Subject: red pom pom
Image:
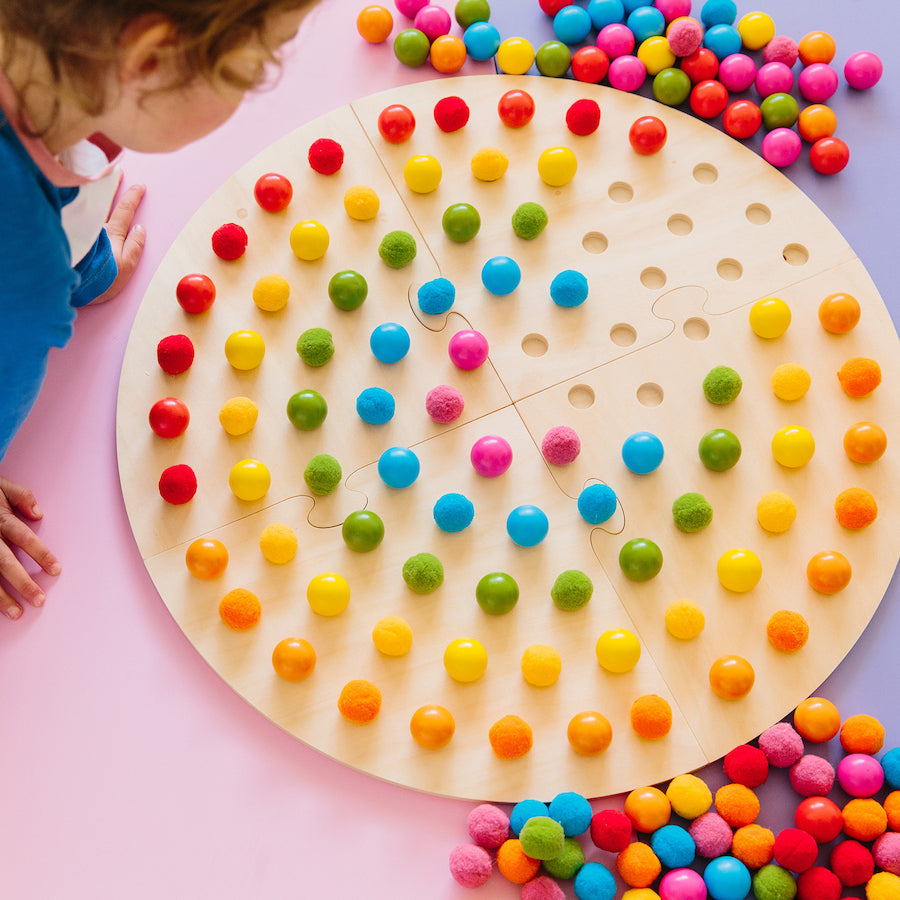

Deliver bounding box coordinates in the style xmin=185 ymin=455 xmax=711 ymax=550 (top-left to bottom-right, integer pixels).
xmin=797 ymin=866 xmax=842 ymax=900
xmin=590 ymin=809 xmax=633 ymax=852
xmin=433 ymin=95 xmax=470 ymax=133
xmin=724 ymin=744 xmax=770 ymax=787
xmin=773 ymin=827 xmax=818 ymax=873
xmin=829 ymin=839 xmax=875 ymax=886
xmin=157 ymin=334 xmax=195 ymax=374
xmin=158 ymin=464 xmax=197 ymax=505
xmin=566 ymin=98 xmax=601 ymax=136
xmin=308 ymin=138 xmax=344 ymax=174
xmin=211 ymin=223 xmax=248 ymax=261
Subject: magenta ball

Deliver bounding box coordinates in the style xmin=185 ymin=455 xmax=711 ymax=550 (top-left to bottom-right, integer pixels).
xmin=413 ymin=4 xmax=451 ymax=40
xmin=448 ymin=329 xmax=489 ymax=370
xmin=837 ymin=753 xmax=885 ymax=798
xmin=471 ymin=435 xmax=513 ymax=477
xmin=449 ymin=843 xmax=492 ymax=888
xmin=799 ymin=63 xmax=838 ymax=102
xmin=597 ymin=23 xmax=635 ymax=59
xmin=844 ymin=50 xmax=883 ymax=89
xmin=755 ymin=61 xmax=794 ymax=97
xmin=395 ymin=0 xmax=428 ymax=18
xmin=660 ymin=867 xmax=708 ymax=900
xmin=656 ymin=0 xmax=692 ymax=23
xmin=608 ymin=55 xmax=647 ymax=91
xmin=718 ymin=53 xmax=757 ymax=91
xmin=761 ymin=128 xmax=802 ymax=168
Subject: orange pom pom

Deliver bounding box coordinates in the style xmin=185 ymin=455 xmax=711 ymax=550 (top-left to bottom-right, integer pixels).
xmin=884 ymin=791 xmax=900 ymax=831
xmin=842 ymin=798 xmax=887 ymax=842
xmin=732 ymin=824 xmax=775 ymax=869
xmin=218 ymin=588 xmax=261 ymax=630
xmin=497 ymin=838 xmax=540 ymax=884
xmin=837 ymin=357 xmax=881 ymax=397
xmin=616 ymin=841 xmax=662 ymax=888
xmin=835 ymin=487 xmax=878 ymax=529
xmin=338 ymin=679 xmax=382 ymax=723
xmin=630 ymin=694 xmax=673 ymax=739
xmin=840 ymin=714 xmax=885 ymax=754
xmin=489 ymin=715 xmax=533 ymax=759
xmin=766 ymin=610 xmax=810 ymax=652
xmin=715 ymin=783 xmax=761 ymax=828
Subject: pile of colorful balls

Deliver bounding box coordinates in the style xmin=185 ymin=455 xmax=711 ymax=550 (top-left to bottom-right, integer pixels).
xmin=449 ymin=697 xmax=900 ymax=899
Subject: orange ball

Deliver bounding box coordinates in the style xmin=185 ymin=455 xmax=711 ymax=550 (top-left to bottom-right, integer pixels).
xmin=185 ymin=538 xmax=229 ymax=579
xmin=766 ymin=610 xmax=810 ymax=653
xmin=835 ymin=487 xmax=878 ymax=529
xmin=567 ymin=710 xmax=613 ymax=756
xmin=843 ymin=421 xmax=887 ymax=464
xmin=798 ymin=104 xmax=837 ymax=143
xmin=497 ymin=838 xmax=541 ymax=884
xmin=709 ymin=655 xmax=755 ymax=700
xmin=806 ymin=550 xmax=852 ymax=594
xmin=489 ymin=714 xmax=533 ymax=760
xmin=842 ymin=798 xmax=887 ymax=841
xmin=624 ymin=785 xmax=672 ymax=832
xmin=616 ymin=841 xmax=662 ymax=888
xmin=218 ymin=588 xmax=261 ymax=630
xmin=798 ymin=30 xmax=836 ymax=65
xmin=356 ymin=5 xmax=393 ymax=43
xmin=271 ymin=637 xmax=316 ymax=681
xmin=410 ymin=704 xmax=455 ymax=749
xmin=818 ymin=292 xmax=860 ymax=333
xmin=837 ymin=357 xmax=882 ymax=397
xmin=630 ymin=694 xmax=673 ymax=740
xmin=715 ymin=783 xmax=761 ymax=828
xmin=794 ymin=696 xmax=841 ymax=742
xmin=840 ymin=713 xmax=885 ymax=754
xmin=430 ymin=34 xmax=467 ymax=74
xmin=338 ymin=679 xmax=382 ymax=723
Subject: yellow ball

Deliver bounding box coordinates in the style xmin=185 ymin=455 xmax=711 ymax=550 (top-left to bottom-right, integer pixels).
xmin=218 ymin=396 xmax=258 ymax=435
xmin=772 ymin=363 xmax=811 ymax=401
xmin=224 ymin=329 xmax=265 ymax=370
xmin=258 ymin=523 xmax=298 ymax=564
xmin=521 ymin=644 xmax=562 ymax=686
xmin=496 ymin=37 xmax=535 ymax=75
xmin=343 ymin=185 xmax=380 ymax=221
xmin=443 ymin=637 xmax=488 ymax=683
xmin=772 ymin=425 xmax=815 ymax=468
xmin=307 ymin=573 xmax=350 ymax=617
xmin=372 ymin=616 xmax=413 ymax=656
xmin=228 ymin=458 xmax=271 ymax=502
xmin=737 ymin=12 xmax=776 ymax=50
xmin=749 ymin=296 xmax=791 ymax=339
xmin=289 ymin=220 xmax=329 ymax=261
xmin=717 ymin=548 xmax=762 ymax=593
xmin=757 ymin=490 xmax=797 ymax=533
xmin=596 ymin=628 xmax=641 ymax=673
xmin=665 ymin=600 xmax=705 ymax=640
xmin=622 ymin=889 xmax=661 ymax=900
xmin=403 ymin=154 xmax=442 ymax=194
xmin=470 ymin=146 xmax=509 ymax=182
xmin=637 ymin=36 xmax=676 ymax=75
xmin=252 ymin=273 xmax=290 ymax=312
xmin=538 ymin=146 xmax=578 ymax=187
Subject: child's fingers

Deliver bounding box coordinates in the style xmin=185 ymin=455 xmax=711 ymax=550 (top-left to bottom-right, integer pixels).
xmin=0 ymin=476 xmax=42 ymax=520
xmin=0 ymin=538 xmax=48 ymax=617
xmin=0 ymin=588 xmax=23 ymax=621
xmin=0 ymin=512 xmax=61 ymax=578
xmin=106 ymin=183 xmax=146 ymax=241
xmin=117 ymin=223 xmax=147 ymax=282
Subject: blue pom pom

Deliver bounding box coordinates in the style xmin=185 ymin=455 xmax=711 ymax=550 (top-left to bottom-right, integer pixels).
xmin=356 ymin=387 xmax=395 ymax=425
xmin=510 ymin=799 xmax=549 ymax=836
xmin=417 ymin=277 xmax=456 ymax=315
xmin=433 ymin=493 xmax=475 ymax=533
xmin=550 ymin=269 xmax=589 ymax=307
xmin=549 ymin=792 xmax=593 ymax=837
xmin=651 ymin=824 xmax=696 ymax=869
xmin=573 ymin=861 xmax=616 ymax=900
xmin=370 ymin=322 xmax=410 ymax=363
xmin=577 ymin=483 xmax=617 ymax=524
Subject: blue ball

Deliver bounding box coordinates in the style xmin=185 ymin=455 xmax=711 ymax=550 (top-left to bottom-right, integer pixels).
xmin=417 ymin=277 xmax=456 ymax=315
xmin=627 ymin=5 xmax=665 ymax=42
xmin=622 ymin=431 xmax=664 ymax=474
xmin=377 ymin=446 xmax=420 ymax=489
xmin=573 ymin=861 xmax=616 ymax=900
xmin=510 ymin=799 xmax=549 ymax=836
xmin=550 ymin=269 xmax=589 ymax=307
xmin=882 ymin=747 xmax=900 ymax=789
xmin=587 ymin=0 xmax=625 ymax=29
xmin=432 ymin=492 xmax=475 ymax=533
xmin=549 ymin=792 xmax=593 ymax=837
xmin=651 ymin=824 xmax=696 ymax=869
xmin=622 ymin=0 xmax=653 ymax=11
xmin=704 ymin=856 xmax=752 ymax=900
xmin=553 ymin=5 xmax=592 ymax=45
xmin=481 ymin=256 xmax=521 ymax=296
xmin=506 ymin=504 xmax=549 ymax=547
xmin=370 ymin=322 xmax=410 ymax=363
xmin=700 ymin=0 xmax=738 ymax=27
xmin=577 ymin=483 xmax=617 ymax=524
xmin=463 ymin=21 xmax=501 ymax=61
xmin=356 ymin=387 xmax=395 ymax=425
xmin=703 ymin=23 xmax=742 ymax=59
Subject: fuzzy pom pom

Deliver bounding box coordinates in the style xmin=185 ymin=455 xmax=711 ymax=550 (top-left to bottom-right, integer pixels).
xmin=158 ymin=463 xmax=197 ymax=504
xmin=541 ymin=425 xmax=581 ymax=465
xmin=764 ymin=35 xmax=799 ymax=67
xmin=296 ymin=327 xmax=335 ymax=367
xmin=716 ymin=783 xmax=760 ymax=828
xmin=211 ymin=222 xmax=248 ymax=260
xmin=566 ymin=98 xmax=602 ymax=135
xmin=616 ymin=841 xmax=661 ymax=888
xmin=543 ymin=836 xmax=586 ymax=880
xmin=434 ymin=95 xmax=470 ymax=132
xmin=789 ymin=755 xmax=835 ymax=797
xmin=577 ymin=483 xmax=617 ymax=524
xmin=671 ymin=492 xmax=713 ymax=532
xmin=551 ymin=569 xmax=593 ymax=611
xmin=703 ymin=364 xmax=743 ymax=404
xmin=830 ymin=839 xmax=874 ymax=886
xmin=307 ymin=137 xmax=344 ymax=174
xmin=402 ymin=552 xmax=444 ymax=593
xmin=651 ymin=824 xmax=696 ymax=869
xmin=417 ymin=277 xmax=456 ymax=315
xmin=467 ymin=804 xmax=509 ymax=849
xmin=590 ymin=808 xmax=633 ymax=852
xmin=432 ymin=492 xmax=475 ymax=533
xmin=840 ymin=714 xmax=886 ymax=754
xmin=378 ymin=230 xmax=417 ymax=268
xmin=519 ymin=817 xmax=565 ymax=861
xmin=873 ymin=833 xmax=900 ymax=876
xmin=425 ymin=385 xmax=465 ymax=423
xmin=732 ymin=824 xmax=775 ymax=869
xmin=725 ymin=744 xmax=770 ymax=787
xmin=356 ymin=386 xmax=395 ymax=424
xmin=773 ymin=828 xmax=818 ymax=874
xmin=156 ymin=333 xmax=195 ymax=374
xmin=550 ymin=269 xmax=589 ymax=307
xmin=497 ymin=838 xmax=541 ymax=884
xmin=667 ymin=17 xmax=704 ymax=56
xmin=751 ymin=864 xmax=798 ymax=900
xmin=667 ymin=773 xmax=713 ymax=820
xmin=449 ymin=843 xmax=492 ymax=888
xmin=510 ymin=799 xmax=549 ymax=836
xmin=797 ymin=866 xmax=841 ymax=900
xmin=689 ymin=812 xmax=733 ymax=858
xmin=303 ymin=454 xmax=341 ymax=495
xmin=866 ymin=872 xmax=900 ymax=900
xmin=842 ymin=798 xmax=888 ymax=841
xmin=549 ymin=791 xmax=593 ymax=837
xmin=759 ymin=722 xmax=804 ymax=768
xmin=511 ymin=201 xmax=549 ymax=240
xmin=522 ymin=874 xmax=566 ymax=900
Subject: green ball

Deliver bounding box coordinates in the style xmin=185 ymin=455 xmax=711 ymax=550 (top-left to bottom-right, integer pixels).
xmin=455 ymin=0 xmax=490 ymax=29
xmin=653 ymin=67 xmax=692 ymax=106
xmin=286 ymin=389 xmax=327 ymax=430
xmin=760 ymin=92 xmax=799 ymax=130
xmin=672 ymin=492 xmax=714 ymax=533
xmin=535 ymin=40 xmax=572 ymax=77
xmin=551 ymin=570 xmax=593 ymax=611
xmin=519 ymin=816 xmax=565 ymax=861
xmin=752 ymin=864 xmax=798 ymax=900
xmin=393 ymin=28 xmax=430 ymax=67
xmin=703 ymin=365 xmax=743 ymax=404
xmin=511 ymin=202 xmax=548 ymax=240
xmin=699 ymin=428 xmax=742 ymax=471
xmin=618 ymin=538 xmax=663 ymax=582
xmin=442 ymin=203 xmax=481 ymax=242
xmin=378 ymin=230 xmax=417 ymax=268
xmin=328 ymin=270 xmax=368 ymax=310
xmin=342 ymin=510 xmax=385 ymax=552
xmin=296 ymin=327 xmax=334 ymax=366
xmin=542 ymin=836 xmax=585 ymax=879
xmin=402 ymin=552 xmax=444 ymax=594
xmin=303 ymin=454 xmax=342 ymax=495
xmin=476 ymin=572 xmax=519 ymax=615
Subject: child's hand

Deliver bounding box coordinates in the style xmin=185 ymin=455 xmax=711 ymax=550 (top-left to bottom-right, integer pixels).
xmin=91 ymin=182 xmax=147 ymax=304
xmin=0 ymin=476 xmax=61 ymax=620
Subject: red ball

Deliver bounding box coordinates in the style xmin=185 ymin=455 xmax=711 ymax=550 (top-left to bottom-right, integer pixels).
xmin=722 ymin=100 xmax=762 ymax=139
xmin=158 ymin=464 xmax=197 ymax=505
xmin=590 ymin=809 xmax=633 ymax=852
xmin=378 ymin=104 xmax=416 ymax=143
xmin=795 ymin=796 xmax=843 ymax=844
xmin=690 ymin=79 xmax=730 ymax=119
xmin=498 ymin=89 xmax=535 ymax=128
xmin=211 ymin=223 xmax=248 ymax=261
xmin=307 ymin=138 xmax=345 ymax=175
xmin=773 ymin=827 xmax=819 ymax=873
xmin=572 ymin=46 xmax=610 ymax=83
xmin=566 ymin=98 xmax=601 ymax=135
xmin=149 ymin=397 xmax=190 ymax=439
xmin=680 ymin=47 xmax=719 ymax=83
xmin=156 ymin=334 xmax=195 ymax=374
xmin=809 ymin=137 xmax=849 ymax=175
xmin=175 ymin=273 xmax=216 ymax=314
xmin=829 ymin=839 xmax=875 ymax=886
xmin=434 ymin=95 xmax=471 ymax=132
xmin=724 ymin=744 xmax=770 ymax=787
xmin=253 ymin=172 xmax=293 ymax=212
xmin=629 ymin=116 xmax=667 ymax=154
xmin=797 ymin=866 xmax=842 ymax=900
xmin=539 ymin=0 xmax=574 ymax=14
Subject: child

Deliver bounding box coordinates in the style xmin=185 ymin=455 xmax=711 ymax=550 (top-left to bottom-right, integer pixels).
xmin=0 ymin=0 xmax=320 ymax=620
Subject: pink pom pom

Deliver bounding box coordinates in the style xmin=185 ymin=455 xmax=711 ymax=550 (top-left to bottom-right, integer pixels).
xmin=763 ymin=35 xmax=799 ymax=67
xmin=522 ymin=875 xmax=566 ymax=899
xmin=425 ymin=385 xmax=465 ymax=424
xmin=758 ymin=722 xmax=804 ymax=767
xmin=689 ymin=812 xmax=733 ymax=858
xmin=541 ymin=426 xmax=581 ymax=466
xmin=789 ymin=754 xmax=835 ymax=797
xmin=467 ymin=804 xmax=510 ymax=849
xmin=449 ymin=843 xmax=492 ymax=888
xmin=667 ymin=17 xmax=704 ymax=57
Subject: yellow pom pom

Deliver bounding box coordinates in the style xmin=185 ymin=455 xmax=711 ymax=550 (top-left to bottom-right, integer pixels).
xmin=521 ymin=644 xmax=562 ymax=686
xmin=665 ymin=600 xmax=705 ymax=640
xmin=218 ymin=396 xmax=258 ymax=435
xmin=372 ymin=616 xmax=413 ymax=656
xmin=343 ymin=185 xmax=380 ymax=221
xmin=757 ymin=490 xmax=797 ymax=533
xmin=259 ymin=523 xmax=298 ymax=564
xmin=471 ymin=147 xmax=509 ymax=182
xmin=772 ymin=363 xmax=811 ymax=401
xmin=252 ymin=273 xmax=290 ymax=311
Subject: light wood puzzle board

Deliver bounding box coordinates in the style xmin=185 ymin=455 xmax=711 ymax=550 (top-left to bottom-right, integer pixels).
xmin=117 ymin=75 xmax=900 ymax=802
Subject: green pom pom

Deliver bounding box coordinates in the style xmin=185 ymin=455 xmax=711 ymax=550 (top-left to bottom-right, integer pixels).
xmin=672 ymin=492 xmax=713 ymax=533
xmin=511 ymin=202 xmax=549 ymax=240
xmin=303 ymin=454 xmax=342 ymax=495
xmin=402 ymin=552 xmax=444 ymax=594
xmin=519 ymin=816 xmax=565 ymax=861
xmin=551 ymin=569 xmax=593 ymax=611
xmin=703 ymin=365 xmax=742 ymax=404
xmin=378 ymin=230 xmax=417 ymax=268
xmin=752 ymin=865 xmax=798 ymax=900
xmin=542 ymin=837 xmax=585 ymax=879
xmin=296 ymin=327 xmax=335 ymax=367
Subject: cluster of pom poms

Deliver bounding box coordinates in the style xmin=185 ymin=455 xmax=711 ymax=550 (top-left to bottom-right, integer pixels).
xmin=450 ymin=698 xmax=900 ymax=899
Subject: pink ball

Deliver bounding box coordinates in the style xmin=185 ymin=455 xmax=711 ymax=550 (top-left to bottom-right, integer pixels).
xmin=608 ymin=55 xmax=647 ymax=91
xmin=837 ymin=753 xmax=885 ymax=798
xmin=789 ymin=754 xmax=835 ymax=797
xmin=467 ymin=803 xmax=510 ymax=849
xmin=844 ymin=50 xmax=883 ymax=90
xmin=755 ymin=60 xmax=794 ymax=97
xmin=689 ymin=812 xmax=733 ymax=858
xmin=873 ymin=832 xmax=900 ymax=875
xmin=541 ymin=425 xmax=581 ymax=466
xmin=655 ymin=0 xmax=692 ymax=24
xmin=449 ymin=843 xmax=492 ymax=888
xmin=667 ymin=18 xmax=704 ymax=58
xmin=718 ymin=53 xmax=757 ymax=91
xmin=395 ymin=0 xmax=428 ymax=18
xmin=761 ymin=128 xmax=802 ymax=168
xmin=798 ymin=63 xmax=838 ymax=102
xmin=413 ymin=4 xmax=451 ymax=40
xmin=660 ymin=867 xmax=708 ymax=900
xmin=471 ymin=435 xmax=513 ymax=477
xmin=764 ymin=35 xmax=799 ymax=67
xmin=448 ymin=329 xmax=489 ymax=370
xmin=425 ymin=384 xmax=465 ymax=424
xmin=759 ymin=722 xmax=804 ymax=767
xmin=596 ymin=23 xmax=635 ymax=59
xmin=522 ymin=875 xmax=566 ymax=900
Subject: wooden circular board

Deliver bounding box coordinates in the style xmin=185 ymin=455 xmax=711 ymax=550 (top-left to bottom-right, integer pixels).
xmin=116 ymin=75 xmax=900 ymax=802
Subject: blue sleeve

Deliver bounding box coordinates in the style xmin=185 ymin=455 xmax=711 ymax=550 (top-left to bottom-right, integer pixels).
xmin=71 ymin=227 xmax=117 ymax=308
